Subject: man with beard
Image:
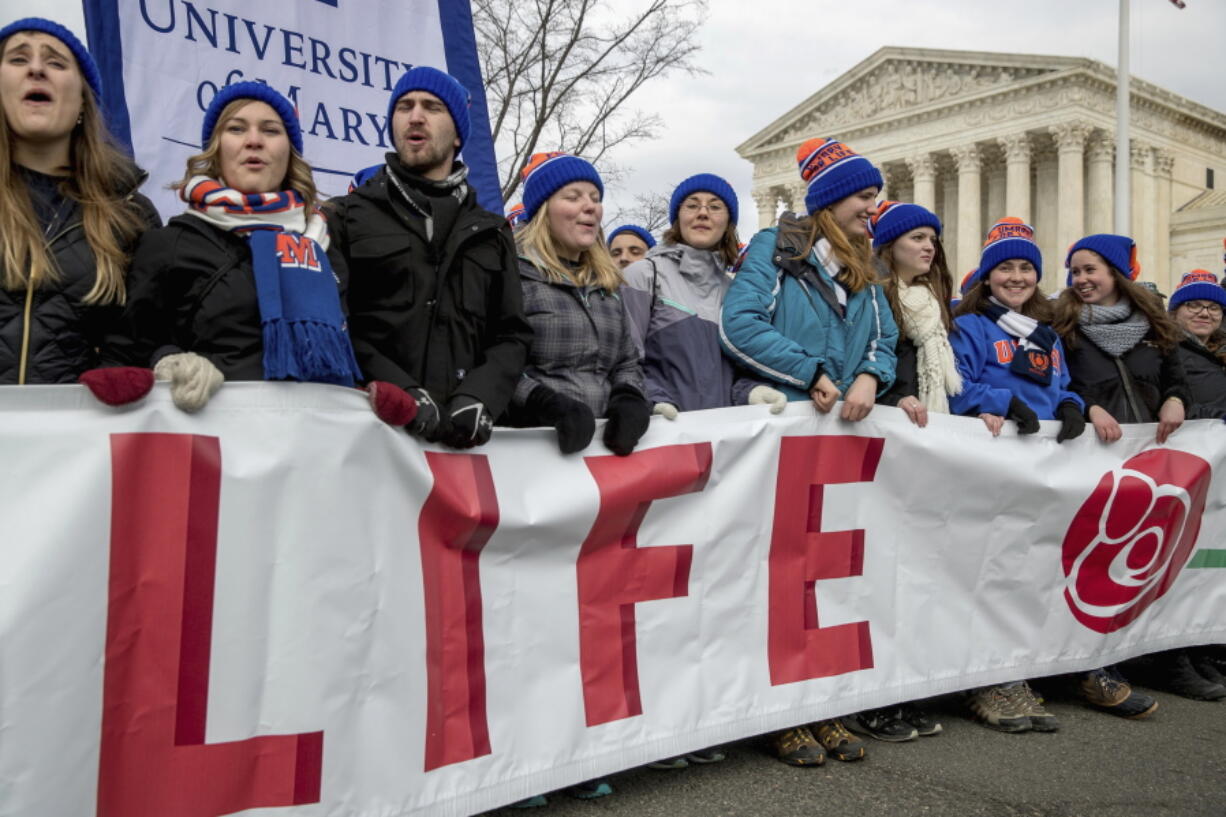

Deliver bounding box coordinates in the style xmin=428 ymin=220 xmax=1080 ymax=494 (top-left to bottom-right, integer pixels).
xmin=328 ymin=66 xmax=531 ymax=448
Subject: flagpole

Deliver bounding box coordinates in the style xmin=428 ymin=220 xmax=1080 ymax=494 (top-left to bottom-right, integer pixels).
xmin=1114 ymin=0 xmax=1130 ymax=234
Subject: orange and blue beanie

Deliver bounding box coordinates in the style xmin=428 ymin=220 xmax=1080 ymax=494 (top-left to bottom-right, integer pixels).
xmin=506 ymin=202 xmax=527 ymax=228
xmin=869 ymin=201 xmax=941 ymax=250
xmin=387 ymin=66 xmax=471 ymax=150
xmin=0 ymin=18 xmax=101 ymax=100
xmin=520 ymin=152 xmax=603 ymax=221
xmin=608 ymin=224 xmax=656 ymax=249
xmin=973 ymin=217 xmax=1042 ymax=285
xmin=796 ymin=137 xmax=883 ymax=214
xmin=1169 ymin=269 xmax=1226 ymax=311
xmin=1065 ymin=234 xmax=1140 ymax=286
xmin=202 ymin=81 xmax=303 ymax=154
xmin=668 ymin=173 xmax=739 ymax=226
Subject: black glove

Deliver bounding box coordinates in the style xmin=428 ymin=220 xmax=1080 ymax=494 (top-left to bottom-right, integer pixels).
xmin=1007 ymin=396 xmax=1040 ymax=435
xmin=444 ymin=394 xmax=493 ymax=448
xmin=1055 ymin=400 xmax=1086 ymax=443
xmin=603 ymin=384 xmax=651 ymax=456
xmin=525 ymin=386 xmax=596 ymax=454
xmin=406 ymin=387 xmax=443 ymax=441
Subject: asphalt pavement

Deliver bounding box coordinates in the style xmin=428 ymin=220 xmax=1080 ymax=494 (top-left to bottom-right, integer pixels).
xmin=483 ymin=679 xmax=1226 ymax=817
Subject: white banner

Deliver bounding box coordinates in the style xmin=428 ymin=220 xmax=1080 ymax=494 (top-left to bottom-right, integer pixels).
xmin=1 ymin=384 xmax=1224 ymax=816
xmin=77 ymin=0 xmax=503 ymax=217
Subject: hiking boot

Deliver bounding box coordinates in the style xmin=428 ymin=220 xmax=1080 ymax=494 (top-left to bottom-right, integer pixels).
xmin=1161 ymin=650 xmax=1226 ymax=700
xmin=813 ymin=718 xmax=867 ymax=761
xmin=1079 ymin=667 xmax=1158 ymax=719
xmin=565 ymin=779 xmax=613 ymax=800
xmin=966 ymin=684 xmax=1031 ymax=732
xmin=774 ymin=727 xmax=825 ymax=766
xmin=849 ymin=708 xmax=918 ymax=742
xmin=685 ymin=747 xmax=726 ymax=764
xmin=1007 ymin=681 xmax=1060 ymax=732
xmin=1193 ymin=651 xmax=1226 ymax=688
xmin=898 ymin=702 xmax=943 ymax=736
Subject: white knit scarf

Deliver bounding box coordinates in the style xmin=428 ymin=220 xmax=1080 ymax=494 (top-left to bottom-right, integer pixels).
xmin=899 ymin=280 xmax=962 ymax=412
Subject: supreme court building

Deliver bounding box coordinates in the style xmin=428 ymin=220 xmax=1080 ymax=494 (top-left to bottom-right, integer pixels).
xmin=737 ymin=47 xmax=1226 ymax=294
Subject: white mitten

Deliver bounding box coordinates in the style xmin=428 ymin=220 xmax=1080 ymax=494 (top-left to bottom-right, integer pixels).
xmin=652 ymin=402 xmax=679 ymax=420
xmin=154 ymin=352 xmax=224 ymax=413
xmin=748 ymin=385 xmax=788 ymax=415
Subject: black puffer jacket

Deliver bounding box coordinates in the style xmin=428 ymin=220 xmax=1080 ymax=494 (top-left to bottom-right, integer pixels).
xmin=0 ymin=171 xmax=159 ymax=384
xmin=1065 ymin=328 xmax=1189 ymax=423
xmin=121 ymin=215 xmax=351 ymax=379
xmin=1175 ymin=336 xmax=1226 ymax=420
xmin=326 ymin=166 xmax=531 ymax=417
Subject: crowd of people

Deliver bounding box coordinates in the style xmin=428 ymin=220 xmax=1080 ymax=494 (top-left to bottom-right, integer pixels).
xmin=5 ymin=16 xmax=1226 ymax=807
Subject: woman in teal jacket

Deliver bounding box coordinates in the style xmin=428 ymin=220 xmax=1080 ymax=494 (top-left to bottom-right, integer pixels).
xmin=720 ymin=138 xmax=897 ymax=422
xmin=718 ymin=138 xmax=896 ymax=768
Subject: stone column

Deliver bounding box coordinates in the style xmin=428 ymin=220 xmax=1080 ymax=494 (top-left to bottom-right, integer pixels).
xmin=997 ymin=133 xmax=1032 ymax=222
xmin=1033 ymin=151 xmax=1059 ymax=294
xmin=753 ymin=190 xmax=777 ymax=230
xmin=1050 ymin=123 xmax=1092 ymax=275
xmin=1153 ymin=149 xmax=1175 ymax=292
xmin=905 ymin=154 xmax=937 ymax=212
xmin=986 ymin=163 xmax=1006 ymax=230
xmin=952 ymin=145 xmax=982 ymax=278
xmin=1130 ymin=144 xmax=1156 ymax=280
xmin=1085 ymin=135 xmax=1115 ymax=235
xmin=792 ymin=182 xmax=809 ymax=216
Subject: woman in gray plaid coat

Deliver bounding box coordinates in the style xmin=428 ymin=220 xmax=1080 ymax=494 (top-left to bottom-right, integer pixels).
xmin=504 ymin=152 xmax=651 ymax=456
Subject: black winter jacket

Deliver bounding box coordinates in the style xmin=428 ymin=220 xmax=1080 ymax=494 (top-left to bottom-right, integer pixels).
xmin=0 ymin=171 xmax=159 ymax=384
xmin=1065 ymin=328 xmax=1190 ymax=423
xmin=1175 ymin=336 xmax=1226 ymax=420
xmin=325 ymin=167 xmax=531 ymax=417
xmin=121 ymin=215 xmax=350 ymax=380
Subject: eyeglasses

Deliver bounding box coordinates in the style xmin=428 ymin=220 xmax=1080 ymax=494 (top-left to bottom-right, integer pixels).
xmin=1182 ymin=301 xmax=1223 ymax=316
xmin=681 ymin=202 xmax=726 ymax=215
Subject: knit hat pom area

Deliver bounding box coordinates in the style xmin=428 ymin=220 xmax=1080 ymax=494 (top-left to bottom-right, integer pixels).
xmin=520 ymin=152 xmax=603 ymax=221
xmin=0 ymin=17 xmax=102 ymax=100
xmin=869 ymin=201 xmax=942 ymax=250
xmin=1065 ymin=233 xmax=1140 ymax=286
xmin=974 ymin=217 xmax=1042 ymax=285
xmin=668 ymin=173 xmax=739 ymax=225
xmin=201 ymin=81 xmax=304 ymax=154
xmin=1168 ymin=269 xmax=1226 ymax=311
xmin=386 ymin=66 xmax=471 ymax=150
xmin=796 ymin=137 xmax=883 ymax=214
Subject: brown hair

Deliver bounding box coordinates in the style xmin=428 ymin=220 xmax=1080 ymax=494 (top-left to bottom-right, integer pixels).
xmin=173 ymin=98 xmax=318 ymax=213
xmin=0 ymin=35 xmax=147 ymax=305
xmin=787 ymin=208 xmax=874 ymax=293
xmin=876 ymin=232 xmax=955 ymax=335
xmin=955 ymin=277 xmax=1053 ymax=322
xmin=516 ymin=200 xmax=622 ymax=291
xmin=662 ymin=219 xmax=741 ymax=268
xmin=1052 ymin=265 xmax=1181 ymax=352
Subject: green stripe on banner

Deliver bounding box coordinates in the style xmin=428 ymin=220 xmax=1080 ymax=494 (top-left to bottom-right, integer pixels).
xmin=1188 ymin=550 xmax=1226 ymax=569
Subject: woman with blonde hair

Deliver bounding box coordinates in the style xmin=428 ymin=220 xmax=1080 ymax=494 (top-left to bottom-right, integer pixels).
xmin=122 ymin=82 xmax=415 ymax=423
xmin=0 ymin=17 xmax=158 ymax=396
xmin=719 ymin=137 xmax=898 ymax=767
xmin=504 ymin=151 xmax=651 ymax=458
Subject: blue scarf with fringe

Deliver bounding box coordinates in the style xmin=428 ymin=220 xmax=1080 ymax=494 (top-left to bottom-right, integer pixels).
xmin=183 ymin=177 xmax=363 ymax=386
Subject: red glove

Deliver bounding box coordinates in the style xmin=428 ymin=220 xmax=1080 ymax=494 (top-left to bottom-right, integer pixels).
xmin=366 ymin=381 xmax=418 ymax=426
xmin=79 ymin=367 xmax=155 ymax=406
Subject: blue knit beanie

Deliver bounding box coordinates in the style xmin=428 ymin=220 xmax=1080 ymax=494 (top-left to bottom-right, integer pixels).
xmin=1168 ymin=269 xmax=1226 ymax=311
xmin=520 ymin=152 xmax=603 ymax=221
xmin=608 ymin=224 xmax=656 ymax=249
xmin=386 ymin=66 xmax=471 ymax=151
xmin=796 ymin=137 xmax=883 ymax=214
xmin=1065 ymin=234 xmax=1139 ymax=286
xmin=974 ymin=218 xmax=1043 ymax=284
xmin=0 ymin=17 xmax=102 ymax=101
xmin=869 ymin=201 xmax=942 ymax=249
xmin=668 ymin=174 xmax=739 ymax=226
xmin=202 ymin=82 xmax=303 ymax=154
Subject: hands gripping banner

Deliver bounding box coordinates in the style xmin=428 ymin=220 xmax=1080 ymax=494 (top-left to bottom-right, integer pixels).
xmin=2 ymin=384 xmax=1225 ymax=816
xmin=77 ymin=0 xmax=501 ymax=217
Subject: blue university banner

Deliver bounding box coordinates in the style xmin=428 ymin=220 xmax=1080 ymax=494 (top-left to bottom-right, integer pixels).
xmin=80 ymin=0 xmax=502 ymax=217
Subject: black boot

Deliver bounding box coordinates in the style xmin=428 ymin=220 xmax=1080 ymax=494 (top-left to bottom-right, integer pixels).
xmin=1159 ymin=649 xmax=1226 ymax=701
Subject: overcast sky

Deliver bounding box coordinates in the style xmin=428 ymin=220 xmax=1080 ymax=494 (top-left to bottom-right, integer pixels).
xmin=13 ymin=0 xmax=1226 ymax=236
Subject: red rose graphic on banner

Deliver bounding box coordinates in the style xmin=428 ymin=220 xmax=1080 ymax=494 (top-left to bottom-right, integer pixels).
xmin=1063 ymin=450 xmax=1212 ymax=634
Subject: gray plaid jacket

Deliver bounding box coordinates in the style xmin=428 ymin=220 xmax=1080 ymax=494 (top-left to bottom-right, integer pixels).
xmin=512 ymin=258 xmax=645 ymax=415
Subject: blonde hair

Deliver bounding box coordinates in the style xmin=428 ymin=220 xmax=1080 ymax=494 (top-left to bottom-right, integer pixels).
xmin=516 ymin=200 xmax=622 ymax=291
xmin=0 ymin=41 xmax=147 ymax=305
xmin=172 ymin=98 xmax=318 ymax=213
xmin=789 ymin=208 xmax=874 ymax=293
